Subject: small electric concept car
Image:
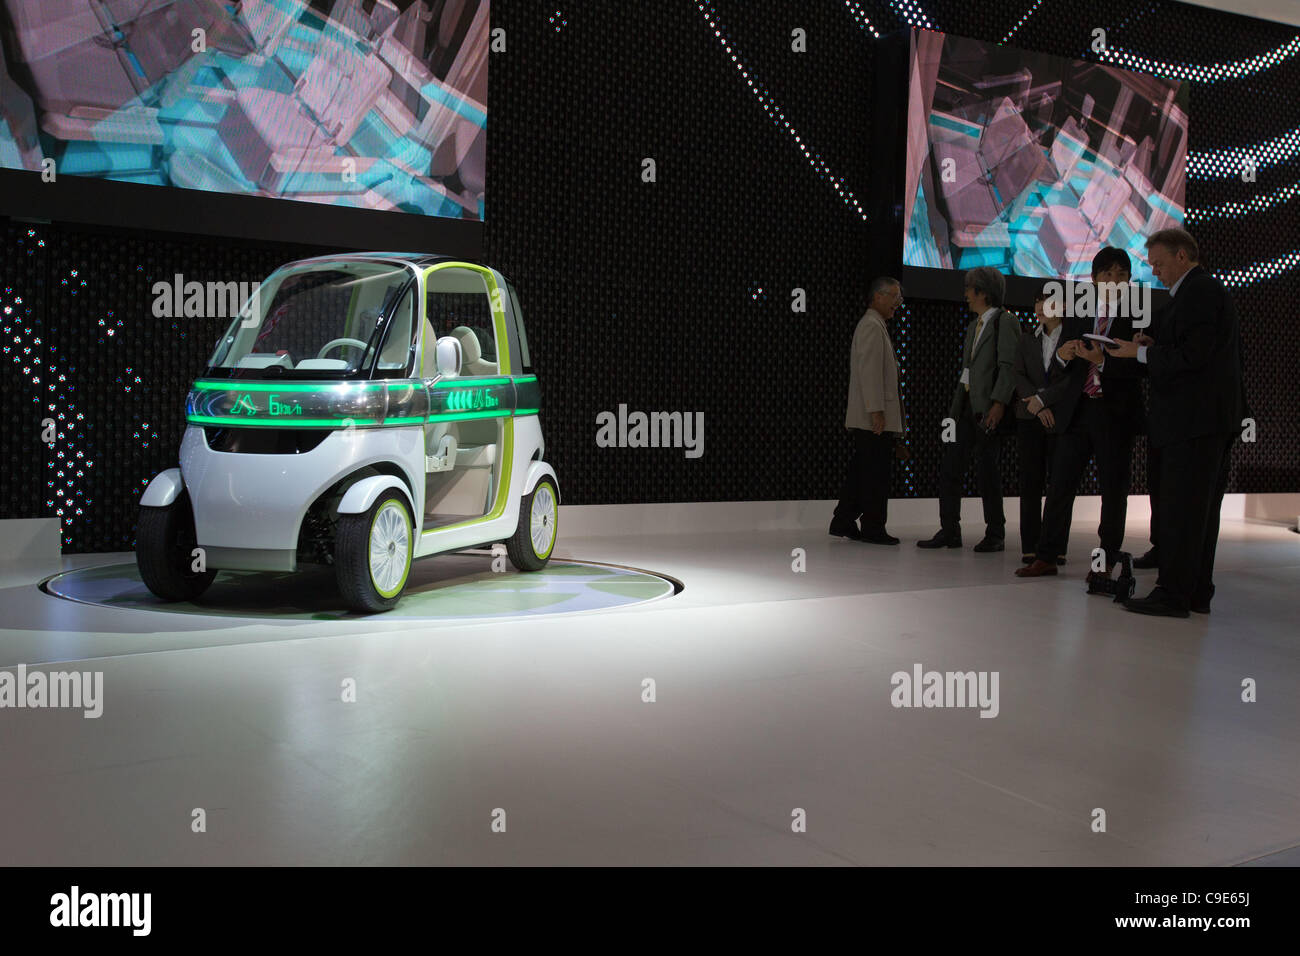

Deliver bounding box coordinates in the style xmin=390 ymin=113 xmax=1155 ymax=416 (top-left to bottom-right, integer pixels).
xmin=136 ymin=253 xmax=559 ymax=612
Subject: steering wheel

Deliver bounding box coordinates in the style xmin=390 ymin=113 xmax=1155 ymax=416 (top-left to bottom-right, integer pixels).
xmin=317 ymin=338 xmax=370 ymax=361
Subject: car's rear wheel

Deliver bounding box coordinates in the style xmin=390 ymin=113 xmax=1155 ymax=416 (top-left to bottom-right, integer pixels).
xmin=336 ymin=491 xmax=413 ymax=612
xmin=136 ymin=491 xmax=217 ymax=602
xmin=507 ymin=478 xmax=558 ymax=572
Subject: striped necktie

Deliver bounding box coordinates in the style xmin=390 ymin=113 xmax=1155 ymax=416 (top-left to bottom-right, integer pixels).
xmin=1084 ymin=310 xmax=1109 ymax=397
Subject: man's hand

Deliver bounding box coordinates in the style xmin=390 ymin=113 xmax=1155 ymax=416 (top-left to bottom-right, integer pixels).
xmin=1077 ymin=340 xmax=1105 ymax=365
xmin=1057 ymin=339 xmax=1080 ymax=362
xmin=983 ymin=400 xmax=1004 ymax=431
xmin=1025 ymin=394 xmax=1044 ymax=415
xmin=1036 ymin=407 xmax=1055 ymax=429
xmin=1104 ymin=337 xmax=1140 ymax=358
xmin=1134 ymin=331 xmax=1154 ymax=347
xmin=871 ymin=410 xmax=886 ymax=435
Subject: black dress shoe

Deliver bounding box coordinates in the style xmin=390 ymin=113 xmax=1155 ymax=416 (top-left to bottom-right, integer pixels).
xmin=917 ymin=530 xmax=962 ymax=549
xmin=972 ymin=536 xmax=1005 ymax=553
xmin=1132 ymin=548 xmax=1159 ymax=569
xmin=1123 ymin=588 xmax=1189 ymax=618
xmin=1191 ymin=585 xmax=1215 ymax=614
xmin=829 ymin=519 xmax=863 ymax=540
xmin=861 ymin=529 xmax=900 ymax=545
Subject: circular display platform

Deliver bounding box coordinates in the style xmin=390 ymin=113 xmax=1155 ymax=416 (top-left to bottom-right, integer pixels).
xmin=43 ymin=555 xmax=679 ymax=621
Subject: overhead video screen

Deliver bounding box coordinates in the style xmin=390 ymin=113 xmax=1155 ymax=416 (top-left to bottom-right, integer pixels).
xmin=0 ymin=0 xmax=487 ymax=221
xmin=903 ymin=29 xmax=1188 ymax=283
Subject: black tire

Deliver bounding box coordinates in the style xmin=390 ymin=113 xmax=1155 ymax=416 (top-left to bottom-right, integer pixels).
xmin=136 ymin=492 xmax=217 ymax=602
xmin=507 ymin=477 xmax=558 ymax=572
xmin=335 ymin=490 xmax=414 ymax=613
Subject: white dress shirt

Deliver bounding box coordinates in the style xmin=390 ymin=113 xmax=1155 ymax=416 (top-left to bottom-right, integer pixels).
xmin=1038 ymin=321 xmax=1063 ymax=372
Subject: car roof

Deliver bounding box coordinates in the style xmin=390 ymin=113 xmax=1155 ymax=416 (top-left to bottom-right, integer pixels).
xmin=285 ymin=252 xmax=489 ymax=270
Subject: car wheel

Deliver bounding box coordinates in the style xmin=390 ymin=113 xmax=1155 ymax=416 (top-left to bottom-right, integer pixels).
xmin=507 ymin=478 xmax=558 ymax=572
xmin=136 ymin=491 xmax=217 ymax=602
xmin=336 ymin=490 xmax=413 ymax=612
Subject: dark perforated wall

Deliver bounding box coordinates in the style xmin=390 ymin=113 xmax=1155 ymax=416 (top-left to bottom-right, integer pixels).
xmin=2 ymin=0 xmax=1297 ymax=552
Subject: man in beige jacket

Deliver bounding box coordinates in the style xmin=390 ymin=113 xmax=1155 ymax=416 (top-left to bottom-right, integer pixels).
xmin=830 ymin=276 xmax=907 ymax=545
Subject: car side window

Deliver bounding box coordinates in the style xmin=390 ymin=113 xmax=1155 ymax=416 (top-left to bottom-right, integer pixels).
xmin=376 ymin=286 xmax=416 ymax=376
xmin=425 ymin=268 xmax=500 ymax=377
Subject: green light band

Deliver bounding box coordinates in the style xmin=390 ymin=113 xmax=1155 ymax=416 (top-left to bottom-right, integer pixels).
xmin=426 ymin=409 xmax=512 ymax=422
xmin=188 ymin=414 xmax=388 ymax=429
xmin=190 ymin=408 xmax=538 ymax=429
xmin=193 ymin=380 xmax=389 ymax=393
xmin=432 ymin=376 xmax=511 ymax=387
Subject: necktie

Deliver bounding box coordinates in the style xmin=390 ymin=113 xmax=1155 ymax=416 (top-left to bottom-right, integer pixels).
xmin=1084 ymin=311 xmax=1109 ymax=397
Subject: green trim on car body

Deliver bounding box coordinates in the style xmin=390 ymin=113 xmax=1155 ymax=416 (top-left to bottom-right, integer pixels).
xmin=193 ymin=379 xmax=391 ymax=392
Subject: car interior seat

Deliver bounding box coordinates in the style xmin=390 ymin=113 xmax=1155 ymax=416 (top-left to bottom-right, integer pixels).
xmin=450 ymin=325 xmax=497 ymax=376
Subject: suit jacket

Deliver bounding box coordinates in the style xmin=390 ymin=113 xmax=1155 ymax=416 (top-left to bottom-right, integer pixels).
xmin=1052 ymin=306 xmax=1147 ymax=434
xmin=845 ymin=308 xmax=905 ymax=434
xmin=1143 ymin=266 xmax=1244 ymax=448
xmin=949 ymin=307 xmax=1020 ymax=419
xmin=1012 ymin=325 xmax=1075 ymax=429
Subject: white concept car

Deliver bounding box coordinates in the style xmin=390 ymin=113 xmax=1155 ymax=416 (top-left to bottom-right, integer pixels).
xmin=136 ymin=253 xmax=559 ymax=612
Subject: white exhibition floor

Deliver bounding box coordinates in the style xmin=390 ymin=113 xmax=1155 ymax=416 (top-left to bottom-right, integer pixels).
xmin=1 ymin=505 xmax=1298 ymax=866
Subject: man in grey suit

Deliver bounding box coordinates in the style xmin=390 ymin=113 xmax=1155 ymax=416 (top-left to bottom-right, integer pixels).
xmin=919 ymin=266 xmax=1020 ymax=551
xmin=831 ymin=276 xmax=907 ymax=545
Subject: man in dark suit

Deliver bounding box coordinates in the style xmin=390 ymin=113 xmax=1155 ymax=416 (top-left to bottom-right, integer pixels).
xmin=918 ymin=266 xmax=1020 ymax=552
xmin=1132 ymin=297 xmax=1176 ymax=571
xmin=1106 ymin=228 xmax=1245 ymax=617
xmin=1017 ymin=247 xmax=1145 ymax=580
xmin=1011 ymin=291 xmax=1073 ymax=563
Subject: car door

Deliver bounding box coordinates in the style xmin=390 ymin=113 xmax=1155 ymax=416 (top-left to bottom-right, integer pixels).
xmin=419 ymin=263 xmax=513 ymax=533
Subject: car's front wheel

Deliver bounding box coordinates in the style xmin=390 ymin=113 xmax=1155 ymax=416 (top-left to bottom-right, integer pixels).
xmin=507 ymin=477 xmax=558 ymax=571
xmin=336 ymin=490 xmax=414 ymax=613
xmin=136 ymin=491 xmax=217 ymax=602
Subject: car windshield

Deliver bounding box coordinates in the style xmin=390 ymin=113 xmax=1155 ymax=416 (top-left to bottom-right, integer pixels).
xmin=207 ymin=261 xmax=414 ymax=378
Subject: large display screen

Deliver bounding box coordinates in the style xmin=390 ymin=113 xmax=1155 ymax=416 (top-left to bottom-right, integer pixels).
xmin=903 ymin=29 xmax=1188 ymax=283
xmin=0 ymin=0 xmax=487 ymax=222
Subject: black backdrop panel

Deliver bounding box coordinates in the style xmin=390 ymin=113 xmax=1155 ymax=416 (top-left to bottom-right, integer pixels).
xmin=2 ymin=0 xmax=1298 ymax=552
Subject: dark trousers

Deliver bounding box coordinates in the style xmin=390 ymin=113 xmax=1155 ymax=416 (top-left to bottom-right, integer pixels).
xmin=938 ymin=409 xmax=1005 ymax=537
xmin=1015 ymin=417 xmax=1056 ymax=556
xmin=1036 ymin=397 xmax=1133 ymax=563
xmin=1146 ymin=441 xmax=1162 ymax=553
xmin=1154 ymin=431 xmax=1235 ymax=608
xmin=833 ymin=428 xmax=893 ymax=533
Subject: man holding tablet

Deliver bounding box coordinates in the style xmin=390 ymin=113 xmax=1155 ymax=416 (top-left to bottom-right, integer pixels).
xmin=1017 ymin=247 xmax=1144 ymax=580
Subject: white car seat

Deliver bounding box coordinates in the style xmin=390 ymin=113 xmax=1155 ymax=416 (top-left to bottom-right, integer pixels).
xmin=450 ymin=325 xmax=497 ymax=376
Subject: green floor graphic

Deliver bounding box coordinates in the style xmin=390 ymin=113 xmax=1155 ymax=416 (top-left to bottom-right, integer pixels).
xmin=45 ymin=556 xmax=677 ymax=621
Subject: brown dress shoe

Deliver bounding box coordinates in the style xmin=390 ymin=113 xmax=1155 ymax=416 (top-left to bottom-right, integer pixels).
xmin=1015 ymin=559 xmax=1059 ymax=578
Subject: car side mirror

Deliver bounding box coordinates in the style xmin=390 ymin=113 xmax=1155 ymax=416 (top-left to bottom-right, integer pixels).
xmin=435 ymin=336 xmax=462 ymax=378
